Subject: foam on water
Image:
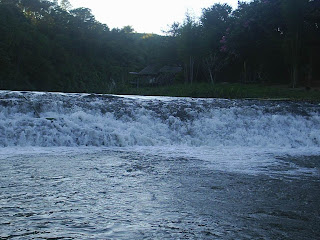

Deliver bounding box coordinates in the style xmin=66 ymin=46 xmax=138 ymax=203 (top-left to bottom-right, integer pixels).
xmin=1 ymin=91 xmax=320 ymax=239
xmin=0 ymin=90 xmax=319 ymax=149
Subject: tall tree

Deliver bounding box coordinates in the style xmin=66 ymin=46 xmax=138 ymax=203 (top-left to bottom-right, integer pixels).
xmin=221 ymin=0 xmax=286 ymax=83
xmin=175 ymin=14 xmax=201 ymax=84
xmin=200 ymin=3 xmax=232 ymax=83
xmin=282 ymin=0 xmax=315 ymax=88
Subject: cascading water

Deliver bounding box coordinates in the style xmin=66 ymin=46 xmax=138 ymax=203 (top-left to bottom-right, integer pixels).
xmin=1 ymin=90 xmax=320 ymax=239
xmin=0 ymin=90 xmax=319 ymax=148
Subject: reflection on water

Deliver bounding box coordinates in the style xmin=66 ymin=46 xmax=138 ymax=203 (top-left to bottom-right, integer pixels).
xmin=1 ymin=149 xmax=319 ymax=239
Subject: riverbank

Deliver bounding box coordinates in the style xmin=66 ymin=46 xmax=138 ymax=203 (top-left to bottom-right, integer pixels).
xmin=115 ymin=83 xmax=320 ymax=102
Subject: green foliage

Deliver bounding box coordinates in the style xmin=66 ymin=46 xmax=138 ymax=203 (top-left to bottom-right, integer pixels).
xmin=169 ymin=0 xmax=319 ymax=88
xmin=200 ymin=4 xmax=232 ymax=83
xmin=201 ymin=3 xmax=232 ymax=51
xmin=121 ymin=25 xmax=135 ymax=34
xmin=0 ymin=0 xmax=319 ymax=94
xmin=0 ymin=0 xmax=174 ymax=92
xmin=60 ymin=0 xmax=72 ymax=11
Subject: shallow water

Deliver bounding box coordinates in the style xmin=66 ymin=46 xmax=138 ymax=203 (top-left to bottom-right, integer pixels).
xmin=0 ymin=147 xmax=319 ymax=239
xmin=0 ymin=91 xmax=320 ymax=239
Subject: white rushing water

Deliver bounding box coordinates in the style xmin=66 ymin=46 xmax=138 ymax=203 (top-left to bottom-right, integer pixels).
xmin=0 ymin=90 xmax=319 ymax=149
xmin=1 ymin=91 xmax=320 ymax=239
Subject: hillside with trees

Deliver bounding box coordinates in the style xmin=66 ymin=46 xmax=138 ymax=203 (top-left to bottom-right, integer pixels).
xmin=0 ymin=0 xmax=319 ymax=93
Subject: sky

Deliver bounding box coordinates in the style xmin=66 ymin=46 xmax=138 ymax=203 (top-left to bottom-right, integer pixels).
xmin=68 ymin=0 xmax=248 ymax=34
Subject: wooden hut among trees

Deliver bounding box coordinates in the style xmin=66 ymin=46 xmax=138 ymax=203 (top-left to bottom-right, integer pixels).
xmin=130 ymin=65 xmax=182 ymax=87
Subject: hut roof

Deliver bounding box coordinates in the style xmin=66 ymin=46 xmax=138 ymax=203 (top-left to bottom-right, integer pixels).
xmin=138 ymin=65 xmax=160 ymax=75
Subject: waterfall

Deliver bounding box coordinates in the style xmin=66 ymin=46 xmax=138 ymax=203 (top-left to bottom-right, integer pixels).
xmin=0 ymin=91 xmax=319 ymax=148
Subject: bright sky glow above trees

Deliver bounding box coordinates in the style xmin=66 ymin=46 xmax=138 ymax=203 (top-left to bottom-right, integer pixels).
xmin=69 ymin=0 xmax=249 ymax=34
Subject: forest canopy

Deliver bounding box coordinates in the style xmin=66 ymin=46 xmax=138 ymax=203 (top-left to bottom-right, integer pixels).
xmin=0 ymin=0 xmax=319 ymax=93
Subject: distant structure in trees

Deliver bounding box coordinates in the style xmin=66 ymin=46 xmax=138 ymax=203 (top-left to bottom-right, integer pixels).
xmin=130 ymin=65 xmax=182 ymax=87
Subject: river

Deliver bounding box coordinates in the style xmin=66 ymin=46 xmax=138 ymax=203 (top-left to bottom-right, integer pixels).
xmin=0 ymin=91 xmax=319 ymax=239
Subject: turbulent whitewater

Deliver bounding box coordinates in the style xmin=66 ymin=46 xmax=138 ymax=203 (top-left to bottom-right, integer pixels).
xmin=1 ymin=91 xmax=320 ymax=239
xmin=0 ymin=90 xmax=319 ymax=148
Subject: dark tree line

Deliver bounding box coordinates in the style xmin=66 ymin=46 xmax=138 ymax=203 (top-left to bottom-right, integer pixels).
xmin=0 ymin=0 xmax=319 ymax=93
xmin=0 ymin=0 xmax=170 ymax=92
xmin=171 ymin=0 xmax=320 ymax=88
